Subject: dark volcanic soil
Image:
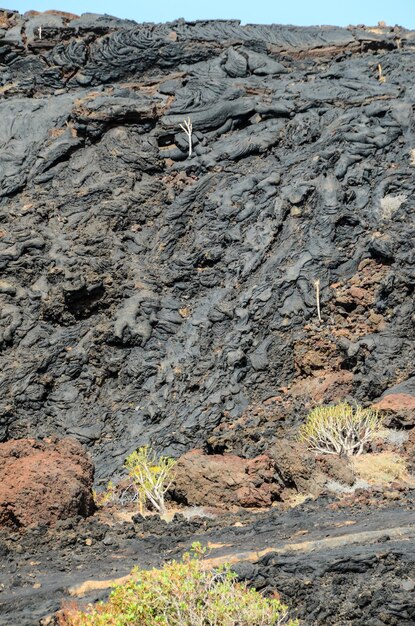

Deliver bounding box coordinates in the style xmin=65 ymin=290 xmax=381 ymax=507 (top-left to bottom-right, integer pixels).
xmin=1 ymin=493 xmax=414 ymax=626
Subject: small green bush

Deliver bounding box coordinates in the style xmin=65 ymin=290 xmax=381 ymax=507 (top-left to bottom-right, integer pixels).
xmin=60 ymin=544 xmax=297 ymax=626
xmin=124 ymin=445 xmax=176 ymax=515
xmin=299 ymin=402 xmax=383 ymax=456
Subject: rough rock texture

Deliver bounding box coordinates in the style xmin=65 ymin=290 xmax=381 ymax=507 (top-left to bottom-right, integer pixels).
xmin=171 ymin=442 xmax=359 ymax=508
xmin=1 ymin=12 xmax=414 ymax=483
xmin=172 ymin=448 xmax=281 ymax=507
xmin=268 ymin=439 xmax=321 ymax=494
xmin=404 ymin=428 xmax=415 ymax=474
xmin=1 ymin=495 xmax=414 ymax=626
xmin=267 ymin=438 xmax=356 ymax=493
xmin=1 ymin=11 xmax=415 ymax=626
xmin=0 ymin=437 xmax=95 ymax=529
xmin=316 ymin=453 xmax=356 ymax=486
xmin=373 ymin=387 xmax=415 ymax=427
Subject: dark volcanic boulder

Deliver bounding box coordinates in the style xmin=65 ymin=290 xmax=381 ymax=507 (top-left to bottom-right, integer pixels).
xmin=0 ymin=437 xmax=95 ymax=530
xmin=171 ymin=449 xmax=281 ymax=508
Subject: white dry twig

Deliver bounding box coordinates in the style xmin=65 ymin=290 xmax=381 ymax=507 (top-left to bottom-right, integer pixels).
xmin=314 ymin=278 xmax=322 ymax=323
xmin=179 ymin=117 xmax=193 ymax=157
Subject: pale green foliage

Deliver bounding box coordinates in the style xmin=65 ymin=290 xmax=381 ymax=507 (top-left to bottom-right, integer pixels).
xmin=124 ymin=445 xmax=176 ymax=515
xmin=59 ymin=543 xmax=298 ymax=626
xmin=299 ymin=402 xmax=383 ymax=456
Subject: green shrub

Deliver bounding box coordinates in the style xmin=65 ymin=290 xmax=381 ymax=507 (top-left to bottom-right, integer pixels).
xmin=124 ymin=445 xmax=176 ymax=515
xmin=299 ymin=402 xmax=383 ymax=456
xmin=59 ymin=544 xmax=297 ymax=626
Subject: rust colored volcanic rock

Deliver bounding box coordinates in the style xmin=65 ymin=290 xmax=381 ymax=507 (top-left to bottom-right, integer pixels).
xmin=373 ymin=393 xmax=415 ymax=411
xmin=268 ymin=439 xmax=322 ymax=494
xmin=171 ymin=449 xmax=281 ymax=508
xmin=315 ymin=453 xmax=355 ymax=486
xmin=289 ymin=371 xmax=354 ymax=406
xmin=0 ymin=437 xmax=95 ymax=530
xmin=372 ymin=393 xmax=415 ymax=427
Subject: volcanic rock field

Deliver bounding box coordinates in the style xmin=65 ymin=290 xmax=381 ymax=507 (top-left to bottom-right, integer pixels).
xmin=0 ymin=9 xmax=414 ymax=626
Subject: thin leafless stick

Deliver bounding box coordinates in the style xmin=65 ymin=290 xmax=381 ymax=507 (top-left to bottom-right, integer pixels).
xmin=179 ymin=117 xmax=193 ymax=157
xmin=314 ymin=278 xmax=322 ymax=323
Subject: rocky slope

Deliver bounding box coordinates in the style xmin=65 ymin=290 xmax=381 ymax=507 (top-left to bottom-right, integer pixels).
xmin=1 ymin=11 xmax=414 ymax=480
xmin=1 ymin=10 xmax=415 ymax=626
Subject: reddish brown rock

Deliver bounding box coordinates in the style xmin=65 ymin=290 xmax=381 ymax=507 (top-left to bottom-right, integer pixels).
xmin=271 ymin=440 xmax=359 ymax=491
xmin=372 ymin=393 xmax=415 ymax=427
xmin=348 ymin=286 xmax=371 ymax=304
xmin=373 ymin=393 xmax=415 ymax=412
xmin=316 ymin=454 xmax=355 ymax=486
xmin=171 ymin=449 xmax=281 ymax=509
xmin=24 ymin=9 xmax=79 ymax=18
xmin=293 ymin=338 xmax=341 ymax=375
xmin=180 ymin=439 xmax=361 ymax=511
xmin=0 ymin=437 xmax=95 ymax=530
xmin=268 ymin=439 xmax=324 ymax=495
xmin=289 ymin=370 xmax=353 ymax=405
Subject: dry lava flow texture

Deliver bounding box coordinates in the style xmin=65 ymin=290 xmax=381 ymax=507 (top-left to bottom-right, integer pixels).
xmin=0 ymin=9 xmax=414 ymax=626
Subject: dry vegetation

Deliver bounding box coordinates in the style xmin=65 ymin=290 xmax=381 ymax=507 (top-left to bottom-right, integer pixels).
xmin=352 ymin=452 xmax=411 ymax=486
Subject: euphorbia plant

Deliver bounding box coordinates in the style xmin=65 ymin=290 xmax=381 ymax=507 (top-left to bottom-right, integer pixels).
xmin=124 ymin=445 xmax=176 ymax=515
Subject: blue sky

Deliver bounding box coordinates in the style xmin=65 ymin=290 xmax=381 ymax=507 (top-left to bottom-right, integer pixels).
xmin=11 ymin=0 xmax=415 ymax=28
